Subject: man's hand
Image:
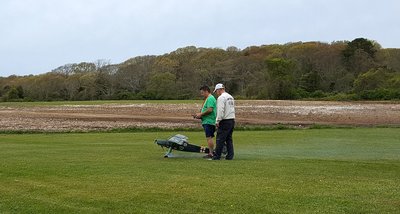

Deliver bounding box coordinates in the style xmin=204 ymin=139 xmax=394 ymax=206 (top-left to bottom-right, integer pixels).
xmin=193 ymin=113 xmax=202 ymax=119
xmin=216 ymin=122 xmax=220 ymax=128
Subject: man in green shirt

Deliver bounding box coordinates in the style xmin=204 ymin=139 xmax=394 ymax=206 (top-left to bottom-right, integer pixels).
xmin=194 ymin=85 xmax=217 ymax=158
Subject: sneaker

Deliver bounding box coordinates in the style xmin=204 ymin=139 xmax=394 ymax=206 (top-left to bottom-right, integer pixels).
xmin=211 ymin=157 xmax=221 ymax=160
xmin=203 ymin=154 xmax=213 ymax=159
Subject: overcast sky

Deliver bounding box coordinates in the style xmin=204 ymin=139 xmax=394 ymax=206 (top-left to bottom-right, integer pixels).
xmin=0 ymin=0 xmax=399 ymax=77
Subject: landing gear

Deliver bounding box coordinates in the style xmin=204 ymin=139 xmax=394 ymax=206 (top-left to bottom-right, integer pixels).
xmin=164 ymin=148 xmax=173 ymax=158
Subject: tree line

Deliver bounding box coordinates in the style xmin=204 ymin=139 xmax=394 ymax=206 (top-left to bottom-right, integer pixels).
xmin=1 ymin=38 xmax=400 ymax=101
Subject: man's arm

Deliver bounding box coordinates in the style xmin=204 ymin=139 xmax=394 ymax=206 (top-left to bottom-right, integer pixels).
xmin=216 ymin=96 xmax=225 ymax=123
xmin=202 ymin=107 xmax=213 ymax=116
xmin=195 ymin=107 xmax=213 ymax=119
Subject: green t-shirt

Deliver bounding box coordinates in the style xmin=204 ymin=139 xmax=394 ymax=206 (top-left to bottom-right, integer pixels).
xmin=201 ymin=95 xmax=217 ymax=125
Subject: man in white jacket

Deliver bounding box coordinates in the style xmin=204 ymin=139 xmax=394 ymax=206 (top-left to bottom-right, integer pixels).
xmin=212 ymin=83 xmax=235 ymax=160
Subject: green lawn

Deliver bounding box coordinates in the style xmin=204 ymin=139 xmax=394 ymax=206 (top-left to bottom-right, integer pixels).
xmin=0 ymin=129 xmax=399 ymax=213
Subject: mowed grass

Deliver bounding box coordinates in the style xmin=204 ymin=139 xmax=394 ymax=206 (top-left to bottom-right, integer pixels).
xmin=0 ymin=129 xmax=399 ymax=213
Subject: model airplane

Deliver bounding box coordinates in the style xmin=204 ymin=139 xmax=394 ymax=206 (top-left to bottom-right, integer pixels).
xmin=154 ymin=134 xmax=226 ymax=158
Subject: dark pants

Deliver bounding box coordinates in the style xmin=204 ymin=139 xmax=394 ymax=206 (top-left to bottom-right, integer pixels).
xmin=214 ymin=119 xmax=235 ymax=160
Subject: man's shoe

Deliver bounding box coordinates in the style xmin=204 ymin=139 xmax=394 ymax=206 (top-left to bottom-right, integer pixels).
xmin=203 ymin=154 xmax=213 ymax=159
xmin=211 ymin=157 xmax=220 ymax=160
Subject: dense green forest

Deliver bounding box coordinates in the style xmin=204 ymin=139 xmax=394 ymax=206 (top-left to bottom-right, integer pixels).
xmin=1 ymin=38 xmax=400 ymax=101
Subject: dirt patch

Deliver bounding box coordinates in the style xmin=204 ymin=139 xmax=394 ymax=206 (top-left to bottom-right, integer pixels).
xmin=0 ymin=100 xmax=399 ymax=132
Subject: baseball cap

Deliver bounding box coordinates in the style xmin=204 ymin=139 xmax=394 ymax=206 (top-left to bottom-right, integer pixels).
xmin=213 ymin=83 xmax=224 ymax=93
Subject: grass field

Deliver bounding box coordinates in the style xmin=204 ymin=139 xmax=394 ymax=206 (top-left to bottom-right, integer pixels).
xmin=0 ymin=128 xmax=399 ymax=213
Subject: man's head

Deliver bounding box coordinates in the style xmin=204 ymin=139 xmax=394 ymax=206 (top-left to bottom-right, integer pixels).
xmin=199 ymin=85 xmax=211 ymax=98
xmin=213 ymin=83 xmax=225 ymax=96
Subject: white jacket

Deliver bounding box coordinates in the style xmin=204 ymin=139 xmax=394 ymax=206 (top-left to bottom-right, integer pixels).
xmin=216 ymin=92 xmax=235 ymax=123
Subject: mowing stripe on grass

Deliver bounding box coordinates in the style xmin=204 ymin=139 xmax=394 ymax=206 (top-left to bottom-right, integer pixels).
xmin=0 ymin=128 xmax=399 ymax=213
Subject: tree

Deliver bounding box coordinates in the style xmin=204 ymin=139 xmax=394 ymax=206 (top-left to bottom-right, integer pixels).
xmin=1 ymin=40 xmax=399 ymax=101
xmin=226 ymin=46 xmax=240 ymax=52
xmin=16 ymin=85 xmax=24 ymax=99
xmin=116 ymin=56 xmax=155 ymax=95
xmin=2 ymin=86 xmax=19 ymax=101
xmin=354 ymin=67 xmax=399 ymax=92
xmin=377 ymin=48 xmax=400 ymax=71
xmin=77 ymin=73 xmax=96 ymax=100
xmin=266 ymin=58 xmax=296 ymax=99
xmin=233 ymin=55 xmax=266 ymax=98
xmin=343 ymin=38 xmax=378 ymax=59
xmin=353 ymin=67 xmax=400 ymax=100
xmin=343 ymin=38 xmax=379 ymax=75
xmin=146 ymin=72 xmax=177 ymax=99
xmin=64 ymin=73 xmax=83 ymax=100
xmin=94 ymin=71 xmax=112 ymax=99
xmin=299 ymin=69 xmax=321 ymax=92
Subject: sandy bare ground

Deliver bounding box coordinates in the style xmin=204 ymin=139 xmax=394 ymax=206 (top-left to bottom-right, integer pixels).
xmin=0 ymin=100 xmax=399 ymax=132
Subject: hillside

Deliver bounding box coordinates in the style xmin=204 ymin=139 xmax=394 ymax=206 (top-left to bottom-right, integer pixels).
xmin=1 ymin=38 xmax=400 ymax=101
